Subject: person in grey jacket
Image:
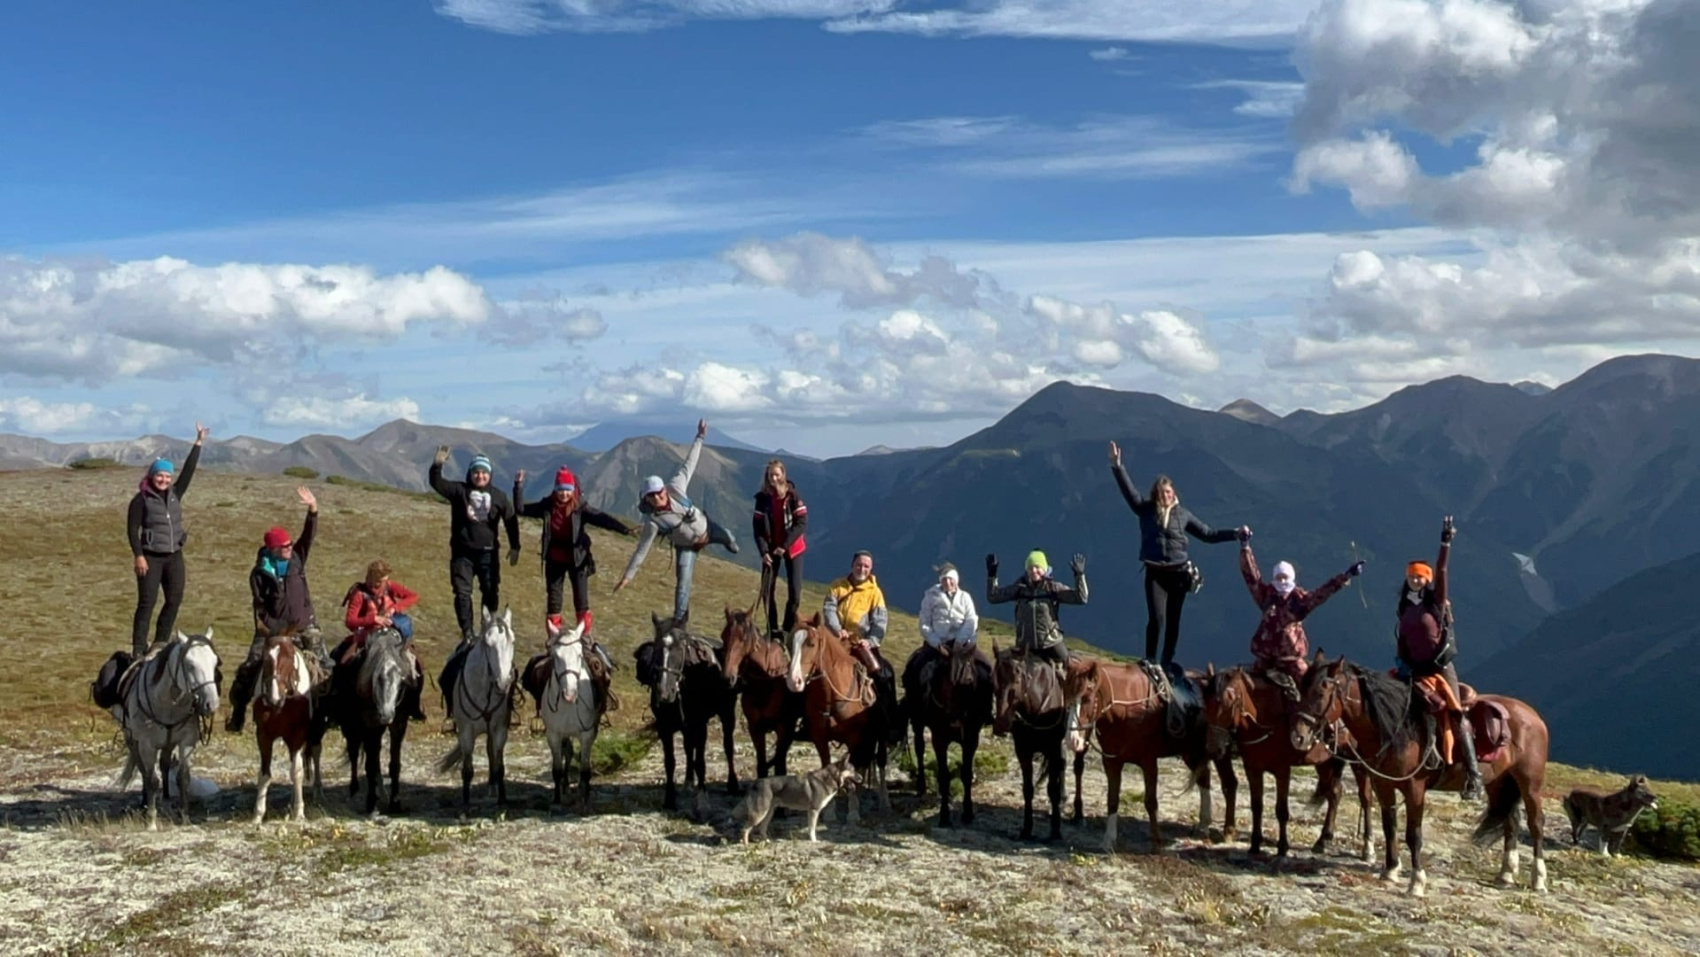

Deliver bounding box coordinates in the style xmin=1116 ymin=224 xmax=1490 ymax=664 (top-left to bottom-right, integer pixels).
xmin=986 ymin=550 xmax=1087 ymax=667
xmin=901 ymin=563 xmax=981 ymax=717
xmin=613 ymin=419 xmax=739 ymax=622
xmin=126 ymin=424 xmax=209 ymax=657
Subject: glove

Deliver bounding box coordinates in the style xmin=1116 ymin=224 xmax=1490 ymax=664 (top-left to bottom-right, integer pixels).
xmin=508 ymin=547 xmax=521 ymax=567
xmin=1349 ymin=561 xmax=1365 ymax=578
xmin=1070 ymin=554 xmax=1086 ymax=576
xmin=985 ymin=553 xmax=998 ymax=577
xmin=1441 ymin=515 xmax=1456 ymax=544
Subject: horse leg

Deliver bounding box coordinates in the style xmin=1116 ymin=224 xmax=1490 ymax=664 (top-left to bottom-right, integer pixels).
xmin=1523 ymin=770 xmax=1548 ymax=894
xmin=1248 ymin=767 xmax=1266 ymax=856
xmin=878 ymin=740 xmax=892 ymax=814
xmin=913 ymin=718 xmax=928 ymax=798
xmin=254 ymin=734 xmax=272 ymax=825
xmin=753 ymin=726 xmax=771 ymax=780
xmin=387 ymin=722 xmax=406 ymax=814
xmin=1406 ymin=788 xmax=1428 ymax=898
xmin=1017 ymin=738 xmax=1036 ymax=842
xmin=363 ymin=734 xmax=382 ymax=816
xmin=176 ymin=747 xmax=193 ymax=825
xmin=1218 ymin=755 xmax=1239 ymax=845
xmin=491 ymin=721 xmax=509 ymax=813
xmin=933 ymin=729 xmax=952 ymax=828
xmin=960 ymin=728 xmax=979 ymax=826
xmin=1356 ymin=766 xmax=1376 ymax=865
xmin=1141 ymin=759 xmax=1163 ymax=853
xmin=1197 ymin=760 xmax=1214 ymax=836
xmin=549 ymin=735 xmax=566 ymax=812
xmin=721 ymin=702 xmax=741 ymax=796
xmin=141 ymin=747 xmax=162 ymax=832
xmin=460 ymin=725 xmax=476 ymax=821
xmin=1273 ymin=765 xmax=1292 ymax=864
xmin=578 ymin=731 xmax=594 ymax=813
xmin=1045 ymin=744 xmax=1064 ymax=843
xmin=1072 ymin=750 xmax=1086 ymax=826
xmin=1102 ymin=759 xmax=1122 ymax=854
xmin=1377 ymin=783 xmax=1400 ymax=881
xmin=1313 ymin=759 xmax=1341 ymax=855
xmin=661 ymin=728 xmax=679 ymax=811
xmin=290 ymin=741 xmax=306 ymax=823
xmin=687 ymin=719 xmax=709 ymax=822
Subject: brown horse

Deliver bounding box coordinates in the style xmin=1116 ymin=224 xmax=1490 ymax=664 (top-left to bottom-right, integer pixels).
xmin=1291 ymin=654 xmax=1551 ymax=896
xmin=991 ymin=645 xmax=1085 ymax=842
xmin=1064 ymin=658 xmax=1237 ymax=853
xmin=1202 ymin=665 xmax=1374 ymax=863
xmin=785 ymin=613 xmax=890 ymax=825
xmin=720 ymin=607 xmax=803 ymax=781
xmin=252 ymin=636 xmax=315 ymax=823
xmin=909 ymin=640 xmax=994 ymax=828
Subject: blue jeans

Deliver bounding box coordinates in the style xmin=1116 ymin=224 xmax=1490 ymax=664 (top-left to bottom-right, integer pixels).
xmin=671 ymin=519 xmax=736 ymax=622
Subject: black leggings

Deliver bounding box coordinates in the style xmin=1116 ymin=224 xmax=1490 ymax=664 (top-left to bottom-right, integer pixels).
xmin=449 ymin=548 xmax=501 ymax=641
xmin=131 ymin=550 xmax=185 ymax=656
xmin=1143 ymin=564 xmax=1192 ymax=664
xmin=762 ymin=552 xmax=803 ymax=636
xmin=545 ymin=559 xmax=591 ymax=619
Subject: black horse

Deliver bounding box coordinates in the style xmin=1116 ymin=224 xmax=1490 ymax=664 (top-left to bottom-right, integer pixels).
xmin=635 ymin=612 xmax=741 ymax=814
xmin=906 ymin=641 xmax=995 ymax=828
xmin=991 ymin=645 xmax=1072 ymax=842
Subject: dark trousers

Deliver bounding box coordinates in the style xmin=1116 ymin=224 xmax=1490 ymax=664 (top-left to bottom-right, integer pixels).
xmin=1143 ymin=564 xmax=1192 ymax=663
xmin=762 ymin=552 xmax=803 ymax=637
xmin=545 ymin=558 xmax=591 ymax=619
xmin=131 ymin=550 xmax=185 ymax=656
xmin=449 ymin=548 xmax=501 ymax=641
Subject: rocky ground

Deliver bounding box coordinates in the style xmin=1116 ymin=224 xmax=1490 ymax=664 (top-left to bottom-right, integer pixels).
xmin=2 ymin=724 xmax=1697 ymax=957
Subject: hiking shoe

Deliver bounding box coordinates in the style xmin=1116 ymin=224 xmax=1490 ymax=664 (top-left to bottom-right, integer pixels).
xmin=723 ymin=531 xmax=740 ymax=555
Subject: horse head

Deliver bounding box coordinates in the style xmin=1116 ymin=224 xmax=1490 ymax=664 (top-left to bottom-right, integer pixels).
xmin=1291 ymin=651 xmax=1345 ymax=752
xmin=719 ymin=607 xmax=756 ymax=685
xmin=784 ymin=616 xmax=828 ymax=695
xmin=643 ymin=612 xmax=689 ymax=703
xmin=173 ymin=627 xmax=222 ymax=718
xmin=1202 ymin=664 xmax=1258 ymax=759
xmin=359 ymin=630 xmax=408 ymax=726
xmin=1062 ymin=659 xmax=1104 ymax=753
xmin=479 ymin=605 xmax=517 ymax=682
xmin=551 ymin=618 xmax=588 ymax=705
xmin=259 ymin=636 xmax=308 ymax=709
xmin=990 ymin=642 xmax=1021 ymax=736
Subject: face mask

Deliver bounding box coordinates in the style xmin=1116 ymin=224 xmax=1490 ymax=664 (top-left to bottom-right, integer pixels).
xmin=1272 ymin=561 xmax=1296 ymax=597
xmin=1274 ymin=580 xmax=1296 ymax=597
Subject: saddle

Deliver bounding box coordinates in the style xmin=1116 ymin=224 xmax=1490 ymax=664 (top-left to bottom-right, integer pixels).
xmin=522 ymin=644 xmax=617 ymax=721
xmin=1412 ymin=677 xmax=1510 ymax=765
xmin=1138 ymin=659 xmax=1201 ymax=739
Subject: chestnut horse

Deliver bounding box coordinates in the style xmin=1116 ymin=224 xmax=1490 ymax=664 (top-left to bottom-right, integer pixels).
xmin=1291 ymin=654 xmax=1551 ymax=897
xmin=1202 ymin=665 xmax=1374 ymax=863
xmin=719 ymin=607 xmax=803 ymax=781
xmin=1064 ymin=658 xmax=1237 ymax=853
xmin=909 ymin=640 xmax=994 ymax=828
xmin=252 ymin=636 xmax=316 ymax=823
xmin=786 ymin=614 xmax=891 ymax=825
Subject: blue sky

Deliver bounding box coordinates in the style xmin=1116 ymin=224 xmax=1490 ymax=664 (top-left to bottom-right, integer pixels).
xmin=2 ymin=1 xmax=1694 ymax=456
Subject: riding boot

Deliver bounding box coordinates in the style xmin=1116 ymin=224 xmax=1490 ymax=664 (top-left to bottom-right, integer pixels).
xmin=225 ymin=656 xmax=261 ymax=733
xmin=1456 ymin=715 xmax=1485 ymax=801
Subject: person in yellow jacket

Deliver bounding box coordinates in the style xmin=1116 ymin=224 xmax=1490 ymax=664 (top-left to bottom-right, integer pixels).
xmin=823 ymin=550 xmax=903 ymax=747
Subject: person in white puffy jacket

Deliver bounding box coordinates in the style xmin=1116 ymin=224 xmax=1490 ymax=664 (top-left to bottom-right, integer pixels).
xmin=902 ymin=563 xmax=979 ymax=718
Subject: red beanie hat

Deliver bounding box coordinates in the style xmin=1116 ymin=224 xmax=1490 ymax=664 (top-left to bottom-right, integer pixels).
xmin=263 ymin=527 xmax=293 ymax=549
xmin=554 ymin=468 xmax=577 ymax=492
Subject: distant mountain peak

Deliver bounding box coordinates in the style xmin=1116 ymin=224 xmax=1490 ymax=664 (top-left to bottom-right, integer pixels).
xmin=1218 ymin=398 xmax=1280 ymax=427
xmin=1511 ymin=381 xmax=1553 ymax=397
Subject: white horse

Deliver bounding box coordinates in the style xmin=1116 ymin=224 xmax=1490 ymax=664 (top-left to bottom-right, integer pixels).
xmin=436 ymin=606 xmax=517 ymax=821
xmin=115 ymin=629 xmax=222 ymax=831
xmin=542 ymin=618 xmax=599 ymax=813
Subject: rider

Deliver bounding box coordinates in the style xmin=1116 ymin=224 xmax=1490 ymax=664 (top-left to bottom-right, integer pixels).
xmin=227 ymin=487 xmax=325 ymax=733
xmin=613 ymin=419 xmax=739 ymax=621
xmin=985 ymin=550 xmax=1087 ymax=669
xmin=823 ymin=550 xmax=903 ymax=744
xmin=752 ymin=458 xmax=807 ymax=640
xmin=1396 ymin=516 xmax=1484 ymax=801
xmin=902 ymin=563 xmax=980 ymax=714
xmin=126 ymin=424 xmax=208 ymax=658
xmin=336 ymin=559 xmax=427 ymax=721
xmin=431 ymin=446 xmax=520 ymax=716
xmin=514 ymin=465 xmax=630 ymax=714
xmin=1238 ymin=529 xmax=1361 ymax=699
xmin=1108 ymin=440 xmax=1245 ymax=665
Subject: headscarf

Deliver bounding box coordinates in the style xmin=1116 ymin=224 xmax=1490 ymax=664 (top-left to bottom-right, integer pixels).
xmin=1272 ymin=560 xmax=1297 ymax=598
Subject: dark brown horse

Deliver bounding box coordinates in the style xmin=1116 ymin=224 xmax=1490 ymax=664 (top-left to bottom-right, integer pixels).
xmin=635 ymin=612 xmax=740 ymax=816
xmin=785 ymin=614 xmax=890 ymax=825
xmin=991 ymin=645 xmax=1082 ymax=842
xmin=909 ymin=640 xmax=994 ymax=828
xmin=1064 ymin=658 xmax=1237 ymax=853
xmin=1202 ymin=665 xmax=1374 ymax=863
xmin=1291 ymin=653 xmax=1551 ymax=896
xmin=251 ymin=637 xmax=315 ymax=823
xmin=719 ymin=607 xmax=803 ymax=781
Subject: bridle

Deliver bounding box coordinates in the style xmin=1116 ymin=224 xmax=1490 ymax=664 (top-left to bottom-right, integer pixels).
xmin=546 ymin=628 xmax=588 ymax=714
xmin=455 ymin=622 xmax=514 ymax=725
xmin=1206 ymin=670 xmax=1275 ymax=753
xmin=790 ymin=627 xmax=869 ymax=717
xmin=131 ymin=636 xmax=221 ymax=736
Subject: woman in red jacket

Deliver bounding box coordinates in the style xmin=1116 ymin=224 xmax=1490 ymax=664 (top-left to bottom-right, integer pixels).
xmin=752 ymin=459 xmax=807 ymax=639
xmin=338 ymin=559 xmax=426 ymax=720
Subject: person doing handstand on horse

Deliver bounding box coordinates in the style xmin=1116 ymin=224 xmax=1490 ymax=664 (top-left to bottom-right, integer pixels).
xmin=824 ymin=550 xmax=904 ymax=746
xmin=902 ymin=563 xmax=980 ymax=718
xmin=513 ymin=465 xmax=631 ymax=718
xmin=1238 ymin=528 xmax=1361 ymax=704
xmin=985 ymin=550 xmax=1087 ymax=672
xmin=613 ymin=418 xmax=739 ymax=621
xmin=334 ymin=559 xmax=427 ymax=721
xmin=228 ymin=487 xmax=330 ymax=733
xmin=1395 ymin=516 xmax=1484 ymax=801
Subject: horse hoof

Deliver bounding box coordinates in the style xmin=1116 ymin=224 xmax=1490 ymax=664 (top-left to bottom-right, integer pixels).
xmin=495 ymin=810 xmax=507 ymax=824
xmin=1311 ymin=838 xmax=1330 ymax=855
xmin=1381 ymin=866 xmax=1401 ymax=883
xmin=937 ymin=815 xmax=953 ymax=830
xmin=1496 ymin=871 xmax=1516 ymax=887
xmin=251 ymin=814 xmax=265 ymax=826
xmin=549 ymin=804 xmax=566 ymax=817
xmin=458 ymin=812 xmax=471 ymax=825
xmin=961 ymin=810 xmax=975 ymax=826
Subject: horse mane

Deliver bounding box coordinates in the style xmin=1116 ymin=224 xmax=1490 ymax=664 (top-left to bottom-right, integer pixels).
xmin=358 ymin=630 xmax=404 ymax=685
xmin=1344 ymin=661 xmax=1419 ymax=752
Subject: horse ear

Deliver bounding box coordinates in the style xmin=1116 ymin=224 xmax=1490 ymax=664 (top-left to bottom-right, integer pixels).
xmin=1205 ymin=662 xmax=1216 ymax=678
xmin=724 ymin=606 xmax=734 ymax=622
xmin=204 ymin=626 xmax=213 ymax=640
xmin=174 ymin=630 xmax=187 ymax=643
xmin=651 ymin=612 xmax=662 ymax=628
xmin=808 ymin=612 xmax=822 ymax=627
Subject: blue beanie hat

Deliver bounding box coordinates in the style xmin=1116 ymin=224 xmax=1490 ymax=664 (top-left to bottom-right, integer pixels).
xmin=468 ymin=455 xmax=492 ymax=475
xmin=148 ymin=458 xmax=174 ymax=476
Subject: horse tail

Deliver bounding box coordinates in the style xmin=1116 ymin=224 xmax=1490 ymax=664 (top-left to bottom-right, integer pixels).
xmin=114 ymin=750 xmax=138 ymax=791
xmin=435 ymin=742 xmax=467 ymax=776
xmin=1472 ymin=774 xmax=1524 ymax=846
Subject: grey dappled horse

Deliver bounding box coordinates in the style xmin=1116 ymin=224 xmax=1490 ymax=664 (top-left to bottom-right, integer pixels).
xmin=115 ymin=629 xmax=222 ymax=831
xmin=436 ymin=606 xmax=517 ymax=820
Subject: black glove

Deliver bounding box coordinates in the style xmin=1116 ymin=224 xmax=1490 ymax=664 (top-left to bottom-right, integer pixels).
xmin=985 ymin=553 xmax=998 ymax=577
xmin=1070 ymin=553 xmax=1086 ymax=576
xmin=1349 ymin=561 xmax=1365 ymax=578
xmin=1441 ymin=516 xmax=1456 ymax=544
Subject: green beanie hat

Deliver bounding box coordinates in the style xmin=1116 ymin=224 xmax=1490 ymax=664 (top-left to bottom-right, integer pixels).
xmin=1025 ymin=550 xmax=1048 ymax=571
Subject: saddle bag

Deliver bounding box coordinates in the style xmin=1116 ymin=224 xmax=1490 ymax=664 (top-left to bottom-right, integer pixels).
xmin=91 ymin=651 xmax=134 ymax=709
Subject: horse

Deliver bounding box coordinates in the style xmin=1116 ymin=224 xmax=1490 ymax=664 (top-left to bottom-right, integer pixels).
xmin=637 ymin=612 xmax=740 ymax=816
xmin=1201 ymin=664 xmax=1374 ymax=863
xmin=338 ymin=627 xmax=415 ymax=816
xmin=1291 ymin=653 xmax=1551 ymax=896
xmin=251 ymin=636 xmax=316 ymax=824
xmin=435 ymin=606 xmax=517 ymax=821
xmin=114 ymin=629 xmax=222 ymax=831
xmin=541 ymin=618 xmax=599 ymax=813
xmin=909 ymin=640 xmax=994 ymax=828
xmin=719 ymin=606 xmax=803 ymax=782
xmin=1063 ymin=657 xmax=1238 ymax=853
xmin=990 ymin=644 xmax=1083 ymax=842
xmin=785 ymin=614 xmax=891 ymax=825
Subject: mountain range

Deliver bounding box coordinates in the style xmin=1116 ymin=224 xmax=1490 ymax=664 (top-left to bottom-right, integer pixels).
xmin=7 ymin=352 xmax=1698 ymax=774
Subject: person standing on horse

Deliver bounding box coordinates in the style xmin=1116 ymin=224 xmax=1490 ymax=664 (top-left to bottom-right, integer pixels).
xmin=336 ymin=559 xmax=427 ymax=721
xmin=902 ymin=563 xmax=981 ymax=713
xmin=824 ymin=550 xmax=903 ymax=744
xmin=431 ymin=446 xmax=520 ymax=715
xmin=1108 ymin=441 xmax=1246 ymax=666
xmin=228 ymin=487 xmax=326 ymax=733
xmin=985 ymin=550 xmax=1087 ymax=670
xmin=613 ymin=419 xmax=739 ymax=622
xmin=126 ymin=423 xmax=209 ymax=658
xmin=1396 ymin=516 xmax=1484 ymax=801
xmin=513 ymin=465 xmax=631 ymax=713
xmin=1238 ymin=528 xmax=1361 ymax=700
xmin=752 ymin=458 xmax=807 ymax=641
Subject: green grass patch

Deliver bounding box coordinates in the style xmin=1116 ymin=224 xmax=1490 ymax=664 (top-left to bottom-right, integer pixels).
xmin=592 ymin=730 xmax=654 ymax=776
xmin=67 ymin=457 xmax=122 ymax=470
xmin=281 ymin=465 xmax=319 ymax=479
xmin=73 ymin=881 xmax=249 ymax=954
xmin=315 ymin=826 xmax=451 ymax=875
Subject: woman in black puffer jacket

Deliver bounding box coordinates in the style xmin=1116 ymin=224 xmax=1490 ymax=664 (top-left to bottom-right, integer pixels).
xmin=1108 ymin=441 xmax=1247 ymax=664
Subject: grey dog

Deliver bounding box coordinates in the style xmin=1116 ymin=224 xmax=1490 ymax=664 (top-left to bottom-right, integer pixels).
xmin=732 ymin=756 xmax=861 ymax=843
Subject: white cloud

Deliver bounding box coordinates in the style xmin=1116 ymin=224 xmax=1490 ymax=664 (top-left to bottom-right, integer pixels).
xmin=1090 ymin=47 xmax=1131 ymax=61
xmin=724 ymin=233 xmax=1004 ymax=311
xmin=260 ymin=393 xmax=423 ymax=430
xmin=484 ymin=297 xmax=608 ymax=347
xmin=1196 ymin=80 xmax=1306 ymax=118
xmin=1027 ymin=295 xmax=1221 ymax=375
xmin=0 ymin=255 xmax=490 ymax=384
xmin=436 ymin=0 xmax=895 ymax=34
xmin=0 ymin=396 xmax=153 ymax=436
